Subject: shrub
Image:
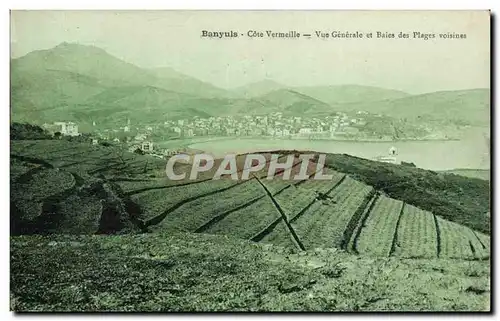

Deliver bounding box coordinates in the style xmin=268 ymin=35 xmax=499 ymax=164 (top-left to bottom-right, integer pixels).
xmin=11 ymin=123 xmax=52 ymax=140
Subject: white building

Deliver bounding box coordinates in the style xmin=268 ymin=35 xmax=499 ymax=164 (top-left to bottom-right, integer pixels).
xmin=374 ymin=155 xmax=398 ymax=164
xmin=164 ymin=149 xmax=179 ymax=157
xmin=184 ymin=129 xmax=194 ymax=137
xmin=373 ymin=147 xmax=399 ymax=164
xmin=44 ymin=122 xmax=79 ymax=136
xmin=141 ymin=141 xmax=154 ymax=152
xmin=299 ymin=128 xmax=312 ymax=134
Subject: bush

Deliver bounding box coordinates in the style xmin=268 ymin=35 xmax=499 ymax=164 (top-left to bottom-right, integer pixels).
xmin=11 ymin=123 xmax=52 ymax=140
xmin=62 ymin=133 xmax=92 ymax=143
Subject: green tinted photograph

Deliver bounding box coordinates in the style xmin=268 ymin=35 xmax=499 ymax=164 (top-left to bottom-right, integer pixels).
xmin=10 ymin=10 xmax=490 ymax=312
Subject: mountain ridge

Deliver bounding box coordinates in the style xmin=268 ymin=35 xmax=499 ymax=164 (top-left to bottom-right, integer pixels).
xmin=10 ymin=42 xmax=490 ymax=126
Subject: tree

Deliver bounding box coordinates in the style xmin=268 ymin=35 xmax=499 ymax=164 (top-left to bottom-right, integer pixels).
xmin=133 ymin=148 xmax=145 ymax=155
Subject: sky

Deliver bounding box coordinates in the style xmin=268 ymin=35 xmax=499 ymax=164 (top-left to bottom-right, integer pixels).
xmin=10 ymin=10 xmax=490 ymax=93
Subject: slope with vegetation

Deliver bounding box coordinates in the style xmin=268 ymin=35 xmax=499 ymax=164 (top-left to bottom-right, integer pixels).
xmin=323 ymin=154 xmax=490 ymax=234
xmin=10 ymin=138 xmax=490 ymax=260
xmin=11 ymin=232 xmax=490 ymax=312
xmin=10 ymin=136 xmax=491 ymax=311
xmin=294 ymin=84 xmax=410 ymax=105
xmin=334 ymin=89 xmax=490 ymax=126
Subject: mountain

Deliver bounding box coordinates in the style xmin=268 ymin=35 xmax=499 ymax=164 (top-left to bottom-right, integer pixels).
xmin=48 ymin=86 xmax=237 ymax=125
xmin=11 ymin=42 xmax=228 ymax=98
xmin=62 ymin=85 xmax=269 ymax=125
xmin=11 ymin=42 xmax=149 ymax=87
xmin=230 ymin=80 xmax=287 ymax=98
xmin=253 ymin=89 xmax=333 ymax=115
xmin=336 ymin=88 xmax=490 ymax=125
xmin=10 ymin=42 xmax=238 ymax=123
xmin=294 ymin=85 xmax=410 ymax=105
xmin=11 ymin=69 xmax=107 ymax=111
xmin=10 ymin=42 xmax=490 ymax=127
xmin=146 ymin=67 xmax=229 ymax=98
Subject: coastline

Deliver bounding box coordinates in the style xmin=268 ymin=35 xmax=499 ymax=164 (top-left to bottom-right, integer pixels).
xmin=157 ymin=135 xmax=462 ymax=148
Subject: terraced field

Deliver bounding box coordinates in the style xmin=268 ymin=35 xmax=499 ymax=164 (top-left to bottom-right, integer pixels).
xmin=10 ymin=140 xmax=490 ymax=261
xmin=288 ymin=176 xmax=374 ymax=250
xmin=437 ymin=217 xmax=490 ymax=260
xmin=394 ymin=204 xmax=438 ymax=259
xmin=356 ymin=196 xmax=404 ymax=257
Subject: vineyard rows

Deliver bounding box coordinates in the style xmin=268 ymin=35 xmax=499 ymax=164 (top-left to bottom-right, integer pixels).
xmin=291 ymin=176 xmax=373 ymax=249
xmin=437 ymin=217 xmax=489 ymax=260
xmin=356 ymin=195 xmax=404 ymax=257
xmin=11 ymin=141 xmax=490 ymax=261
xmin=152 ymin=179 xmax=266 ymax=233
xmin=203 ymin=197 xmax=281 ymax=239
xmin=394 ymin=204 xmax=438 ymax=258
xmin=132 ymin=172 xmax=490 ymax=261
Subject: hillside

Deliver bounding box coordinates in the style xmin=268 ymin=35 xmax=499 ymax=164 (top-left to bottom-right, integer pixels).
xmin=77 ymin=86 xmax=213 ymax=123
xmin=10 ymin=139 xmax=491 ymax=311
xmin=441 ymin=169 xmax=490 ymax=181
xmin=230 ymin=80 xmax=287 ymax=98
xmin=11 ymin=43 xmax=287 ymax=124
xmin=294 ymin=85 xmax=410 ymax=105
xmin=11 ymin=232 xmax=489 ymax=312
xmin=11 ymin=42 xmax=152 ymax=88
xmin=10 ymin=42 xmax=228 ymax=114
xmin=231 ymin=83 xmax=410 ymax=104
xmin=323 ymin=154 xmax=490 ymax=234
xmin=10 ymin=69 xmax=106 ymax=113
xmin=11 ymin=140 xmax=490 ymax=256
xmin=254 ymin=89 xmax=333 ymax=115
xmin=146 ymin=66 xmax=228 ymax=98
xmin=11 ymin=43 xmax=490 ymax=128
xmin=335 ymin=89 xmax=490 ymax=126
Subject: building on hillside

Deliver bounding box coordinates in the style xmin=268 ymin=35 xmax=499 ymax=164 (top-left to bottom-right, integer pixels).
xmin=373 ymin=155 xmax=398 ymax=164
xmin=141 ymin=141 xmax=154 ymax=152
xmin=164 ymin=149 xmax=179 ymax=157
xmin=43 ymin=121 xmax=79 ymax=136
xmin=298 ymin=128 xmax=312 ymax=136
xmin=184 ymin=128 xmax=194 ymax=137
xmin=373 ymin=147 xmax=399 ymax=165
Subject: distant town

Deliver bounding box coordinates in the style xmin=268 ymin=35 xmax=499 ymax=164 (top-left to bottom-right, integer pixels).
xmin=41 ymin=110 xmax=456 ymax=162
